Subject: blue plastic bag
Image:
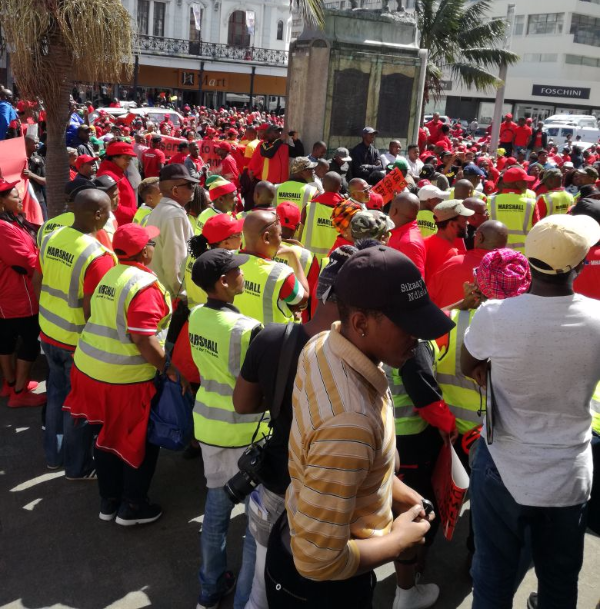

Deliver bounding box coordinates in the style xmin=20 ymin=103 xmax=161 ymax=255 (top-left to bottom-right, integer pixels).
xmin=147 ymin=373 xmax=194 ymax=451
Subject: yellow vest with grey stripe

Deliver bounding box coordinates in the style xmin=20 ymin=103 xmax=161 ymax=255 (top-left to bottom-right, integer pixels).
xmin=189 ymin=304 xmax=268 ymax=447
xmin=274 ymin=244 xmax=313 ymax=280
xmin=74 ymin=265 xmax=171 ymax=383
xmin=36 ymin=212 xmax=74 ymax=248
xmin=302 ymin=202 xmax=338 ymax=262
xmin=183 ymin=253 xmax=208 ymax=309
xmin=488 ymin=192 xmax=536 ymax=253
xmin=39 ymin=227 xmax=116 ymax=347
xmin=234 ymin=255 xmax=295 ymax=324
xmin=417 ymin=209 xmax=437 ymax=238
xmin=132 ymin=205 xmax=152 ymax=226
xmin=541 ymin=189 xmax=573 ymax=216
xmin=275 ymin=181 xmax=317 ymax=212
xmin=592 ymin=382 xmax=600 ymax=435
xmin=437 ymin=309 xmax=483 ymax=434
xmin=384 ymin=341 xmax=439 ymax=436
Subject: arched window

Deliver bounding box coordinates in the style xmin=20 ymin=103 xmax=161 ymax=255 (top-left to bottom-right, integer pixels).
xmin=277 ymin=20 xmax=284 ymax=41
xmin=228 ymin=10 xmax=251 ymax=47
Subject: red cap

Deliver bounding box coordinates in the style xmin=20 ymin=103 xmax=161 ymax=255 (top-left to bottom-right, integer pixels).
xmin=483 ymin=180 xmax=496 ymax=195
xmin=457 ymin=145 xmax=466 ymax=152
xmin=503 ymin=167 xmax=535 ymax=183
xmin=75 ymin=154 xmax=99 ymax=169
xmin=505 ymin=113 xmax=513 ymax=120
xmin=227 ymin=128 xmax=238 ymax=136
xmin=258 ymin=123 xmax=270 ymax=131
xmin=526 ymin=117 xmax=533 ymax=124
xmin=202 ymin=214 xmax=244 ymax=244
xmin=0 ymin=178 xmax=19 ymax=193
xmin=16 ymin=100 xmax=26 ymax=113
xmin=112 ymin=224 xmax=160 ymax=259
xmin=216 ymin=141 xmax=232 ymax=152
xmin=505 ymin=156 xmax=517 ymax=165
xmin=276 ymin=201 xmax=301 ymax=229
xmin=417 ymin=179 xmax=431 ymax=188
xmin=105 ymin=141 xmax=136 ymax=157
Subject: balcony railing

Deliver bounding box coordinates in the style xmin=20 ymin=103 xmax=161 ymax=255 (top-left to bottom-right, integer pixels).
xmin=136 ymin=35 xmax=289 ymax=66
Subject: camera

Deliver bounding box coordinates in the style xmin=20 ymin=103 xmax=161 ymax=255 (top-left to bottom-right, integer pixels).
xmin=224 ymin=444 xmax=267 ymax=504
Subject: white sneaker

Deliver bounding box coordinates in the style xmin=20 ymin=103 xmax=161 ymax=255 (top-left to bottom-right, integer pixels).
xmin=392 ymin=581 xmax=440 ymax=609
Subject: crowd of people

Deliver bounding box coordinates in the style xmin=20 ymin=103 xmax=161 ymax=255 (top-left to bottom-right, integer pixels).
xmin=0 ymin=91 xmax=599 ymax=609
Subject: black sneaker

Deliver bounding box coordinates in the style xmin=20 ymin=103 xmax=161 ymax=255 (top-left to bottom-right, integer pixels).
xmin=99 ymin=498 xmax=119 ymax=522
xmin=527 ymin=592 xmax=538 ymax=609
xmin=115 ymin=500 xmax=162 ymax=526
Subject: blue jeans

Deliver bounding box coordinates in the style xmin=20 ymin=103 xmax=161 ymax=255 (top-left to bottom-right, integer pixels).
xmin=198 ymin=487 xmax=256 ymax=609
xmin=470 ymin=439 xmax=588 ymax=609
xmin=43 ymin=342 xmax=94 ymax=477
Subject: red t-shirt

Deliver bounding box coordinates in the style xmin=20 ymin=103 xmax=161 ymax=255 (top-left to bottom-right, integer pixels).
xmin=220 ymin=154 xmax=240 ymax=185
xmin=311 ymin=192 xmax=344 ymax=208
xmin=142 ymin=148 xmax=166 ymax=178
xmin=574 ymin=245 xmax=600 ymax=300
xmin=387 ymin=221 xmax=426 ymax=277
xmin=424 ymin=234 xmax=465 ymax=283
xmin=427 ymin=248 xmax=488 ymax=308
xmin=513 ymin=125 xmax=532 ymax=148
xmin=169 ymin=152 xmax=188 ymax=165
xmin=328 ymin=235 xmax=354 ymax=255
xmin=499 ymin=121 xmax=517 ymax=144
xmin=425 ymin=119 xmax=443 ymax=144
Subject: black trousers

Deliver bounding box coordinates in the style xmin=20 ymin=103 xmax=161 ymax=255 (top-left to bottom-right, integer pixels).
xmin=94 ymin=440 xmax=160 ymax=503
xmin=264 ymin=513 xmax=376 ymax=609
xmin=396 ymin=425 xmax=443 ymax=544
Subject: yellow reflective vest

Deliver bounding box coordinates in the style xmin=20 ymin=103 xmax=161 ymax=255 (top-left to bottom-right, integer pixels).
xmin=417 ymin=209 xmax=437 ymax=238
xmin=195 ymin=207 xmax=220 ymax=235
xmin=189 ymin=304 xmax=268 ymax=447
xmin=275 ymin=180 xmax=317 ymax=212
xmin=38 ymin=227 xmax=116 ymax=347
xmin=488 ymin=191 xmax=536 ymax=253
xmin=234 ymin=254 xmax=295 ymax=324
xmin=183 ymin=254 xmax=208 ymax=309
xmin=592 ymin=382 xmax=600 ymax=435
xmin=37 ymin=212 xmax=74 ymax=248
xmin=541 ymin=189 xmax=573 ymax=216
xmin=384 ymin=341 xmax=439 ymax=436
xmin=437 ymin=309 xmax=483 ymax=434
xmin=74 ymin=264 xmax=171 ymax=383
xmin=302 ymin=202 xmax=338 ymax=262
xmin=132 ymin=205 xmax=153 ymax=226
xmin=274 ymin=244 xmax=313 ymax=280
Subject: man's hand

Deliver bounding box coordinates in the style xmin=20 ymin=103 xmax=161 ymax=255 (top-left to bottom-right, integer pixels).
xmin=439 ymin=427 xmax=459 ymax=447
xmin=22 ymin=168 xmax=31 ymax=178
xmin=470 ymin=363 xmax=487 ymax=388
xmin=389 ymin=505 xmax=432 ymax=555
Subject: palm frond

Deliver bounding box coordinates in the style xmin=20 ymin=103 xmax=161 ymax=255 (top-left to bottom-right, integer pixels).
xmin=460 ymin=48 xmax=520 ymax=69
xmin=450 ymin=62 xmax=503 ymax=90
xmin=460 ymin=0 xmax=494 ymax=26
xmin=460 ymin=20 xmax=508 ymax=49
xmin=291 ymin=0 xmax=325 ymax=29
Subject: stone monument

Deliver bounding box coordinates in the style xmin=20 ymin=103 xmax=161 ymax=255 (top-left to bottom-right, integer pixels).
xmin=286 ymin=7 xmax=427 ymax=151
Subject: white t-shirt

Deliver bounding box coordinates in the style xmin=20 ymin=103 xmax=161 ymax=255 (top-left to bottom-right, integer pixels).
xmin=463 ymin=293 xmax=600 ymax=507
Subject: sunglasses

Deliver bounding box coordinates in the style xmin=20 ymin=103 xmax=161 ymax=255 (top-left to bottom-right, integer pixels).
xmin=147 ymin=240 xmax=156 ymax=247
xmin=174 ymin=182 xmax=195 ymax=190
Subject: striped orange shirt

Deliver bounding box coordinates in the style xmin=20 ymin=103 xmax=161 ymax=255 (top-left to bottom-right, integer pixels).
xmin=286 ymin=322 xmax=396 ymax=581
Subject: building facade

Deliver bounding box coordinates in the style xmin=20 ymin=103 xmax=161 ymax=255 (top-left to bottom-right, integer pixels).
xmin=428 ymin=0 xmax=600 ymax=124
xmin=120 ymin=0 xmax=291 ymax=108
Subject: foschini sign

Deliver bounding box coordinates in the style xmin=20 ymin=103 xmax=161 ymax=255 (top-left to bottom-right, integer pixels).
xmin=532 ymin=84 xmax=591 ymax=100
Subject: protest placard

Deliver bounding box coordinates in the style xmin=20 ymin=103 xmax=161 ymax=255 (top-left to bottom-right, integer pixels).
xmin=371 ymin=167 xmax=407 ymax=204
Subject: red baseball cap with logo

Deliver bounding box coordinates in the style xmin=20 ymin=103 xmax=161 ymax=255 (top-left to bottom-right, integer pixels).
xmin=105 ymin=141 xmax=136 ymax=157
xmin=75 ymin=154 xmax=100 ymax=169
xmin=0 ymin=178 xmax=19 ymax=193
xmin=276 ymin=201 xmax=301 ymax=230
xmin=112 ymin=224 xmax=160 ymax=259
xmin=202 ymin=214 xmax=244 ymax=244
xmin=216 ymin=141 xmax=232 ymax=153
xmin=503 ymin=167 xmax=536 ymax=183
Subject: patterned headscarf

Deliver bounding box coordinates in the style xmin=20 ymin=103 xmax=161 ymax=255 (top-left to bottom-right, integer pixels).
xmin=475 ymin=248 xmax=531 ymax=300
xmin=331 ymin=200 xmax=362 ymax=235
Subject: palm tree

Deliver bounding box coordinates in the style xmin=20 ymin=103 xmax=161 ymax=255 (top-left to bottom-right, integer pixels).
xmin=291 ymin=0 xmax=325 ymax=28
xmin=2 ymin=0 xmax=133 ymax=218
xmin=415 ymin=0 xmax=519 ymax=102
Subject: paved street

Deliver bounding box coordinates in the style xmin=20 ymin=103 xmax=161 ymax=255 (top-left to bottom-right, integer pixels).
xmin=1 ymin=362 xmax=599 ymax=609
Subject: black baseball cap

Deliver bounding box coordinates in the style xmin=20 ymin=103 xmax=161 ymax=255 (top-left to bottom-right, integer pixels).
xmin=159 ymin=163 xmax=199 ymax=183
xmin=92 ymin=175 xmax=118 ymax=191
xmin=191 ymin=248 xmax=249 ymax=290
xmin=334 ymin=245 xmax=455 ymax=339
xmin=65 ymin=178 xmax=96 ymax=200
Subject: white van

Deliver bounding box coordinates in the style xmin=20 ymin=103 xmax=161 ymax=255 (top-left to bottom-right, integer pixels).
xmin=543 ymin=123 xmax=600 ymax=146
xmin=544 ymin=114 xmax=599 ymax=129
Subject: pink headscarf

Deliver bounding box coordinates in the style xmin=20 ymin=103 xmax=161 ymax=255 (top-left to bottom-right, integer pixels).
xmin=476 ymin=248 xmax=531 ymax=300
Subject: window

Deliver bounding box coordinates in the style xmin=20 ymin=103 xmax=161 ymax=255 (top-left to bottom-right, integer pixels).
xmin=228 ymin=10 xmax=251 ymax=47
xmin=527 ymin=13 xmax=564 ymax=35
xmin=153 ymin=1 xmax=166 ymax=37
xmin=522 ymin=53 xmax=558 ymax=62
xmin=277 ymin=20 xmax=284 ymax=41
xmin=137 ymin=0 xmax=150 ymax=35
xmin=566 ymin=54 xmax=600 ymax=67
xmin=571 ymin=14 xmax=600 ymax=48
xmin=190 ymin=5 xmax=202 ymax=43
xmin=513 ymin=15 xmax=525 ymax=36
